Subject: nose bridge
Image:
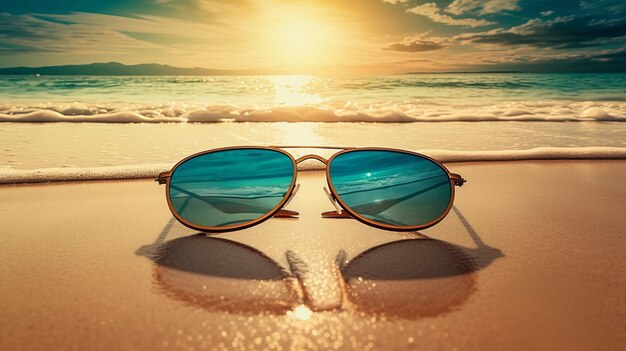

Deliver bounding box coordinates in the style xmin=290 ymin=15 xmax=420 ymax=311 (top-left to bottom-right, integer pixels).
xmin=295 ymin=154 xmax=328 ymax=165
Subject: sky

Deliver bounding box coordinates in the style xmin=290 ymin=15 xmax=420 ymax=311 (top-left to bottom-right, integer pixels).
xmin=1 ymin=0 xmax=625 ymax=73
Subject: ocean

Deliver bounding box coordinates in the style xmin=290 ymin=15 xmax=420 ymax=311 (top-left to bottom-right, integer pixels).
xmin=1 ymin=73 xmax=625 ymax=182
xmin=2 ymin=73 xmax=626 ymax=122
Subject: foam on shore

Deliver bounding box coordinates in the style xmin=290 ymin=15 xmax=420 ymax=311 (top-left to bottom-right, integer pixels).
xmin=1 ymin=100 xmax=625 ymax=123
xmin=1 ymin=147 xmax=625 ymax=184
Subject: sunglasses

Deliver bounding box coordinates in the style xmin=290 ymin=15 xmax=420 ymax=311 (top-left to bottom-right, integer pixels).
xmin=156 ymin=146 xmax=466 ymax=232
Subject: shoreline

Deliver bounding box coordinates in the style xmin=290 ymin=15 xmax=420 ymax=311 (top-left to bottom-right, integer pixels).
xmin=2 ymin=157 xmax=626 ymax=185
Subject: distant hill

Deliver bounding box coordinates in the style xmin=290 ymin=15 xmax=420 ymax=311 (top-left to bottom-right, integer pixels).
xmin=0 ymin=62 xmax=270 ymax=76
xmin=406 ymin=70 xmax=524 ymax=74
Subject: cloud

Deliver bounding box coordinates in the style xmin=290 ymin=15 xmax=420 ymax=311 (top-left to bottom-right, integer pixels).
xmin=592 ymin=48 xmax=626 ymax=62
xmin=456 ymin=15 xmax=626 ymax=48
xmin=404 ymin=58 xmax=433 ymax=62
xmin=579 ymin=0 xmax=625 ymax=11
xmin=384 ymin=40 xmax=444 ymax=52
xmin=383 ymin=31 xmax=448 ymax=52
xmin=407 ymin=3 xmax=494 ymax=27
xmin=0 ymin=13 xmax=157 ymax=56
xmin=446 ymin=0 xmax=520 ymax=16
xmin=0 ymin=3 xmax=357 ymax=71
xmin=0 ymin=10 xmax=245 ymax=68
xmin=466 ymin=48 xmax=626 ymax=72
xmin=540 ymin=10 xmax=554 ymax=16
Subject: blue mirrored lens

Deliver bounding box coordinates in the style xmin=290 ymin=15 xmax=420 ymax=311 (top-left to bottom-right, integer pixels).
xmin=329 ymin=150 xmax=451 ymax=227
xmin=169 ymin=149 xmax=294 ymax=228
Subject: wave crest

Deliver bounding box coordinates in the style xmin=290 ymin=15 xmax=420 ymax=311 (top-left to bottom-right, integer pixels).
xmin=1 ymin=100 xmax=625 ymax=123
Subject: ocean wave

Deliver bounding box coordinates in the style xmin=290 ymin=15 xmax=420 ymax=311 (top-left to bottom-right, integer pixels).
xmin=1 ymin=147 xmax=625 ymax=184
xmin=0 ymin=100 xmax=625 ymax=123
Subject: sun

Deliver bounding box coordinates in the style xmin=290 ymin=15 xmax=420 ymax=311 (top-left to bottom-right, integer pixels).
xmin=279 ymin=20 xmax=328 ymax=54
xmin=268 ymin=19 xmax=337 ymax=69
xmin=249 ymin=2 xmax=357 ymax=73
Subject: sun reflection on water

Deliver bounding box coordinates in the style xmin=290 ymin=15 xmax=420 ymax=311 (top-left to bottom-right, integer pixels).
xmin=267 ymin=75 xmax=324 ymax=106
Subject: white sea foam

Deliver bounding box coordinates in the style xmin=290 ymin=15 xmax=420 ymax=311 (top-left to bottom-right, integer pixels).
xmin=0 ymin=164 xmax=171 ymax=184
xmin=1 ymin=147 xmax=624 ymax=184
xmin=1 ymin=100 xmax=625 ymax=123
xmin=0 ymin=109 xmax=186 ymax=123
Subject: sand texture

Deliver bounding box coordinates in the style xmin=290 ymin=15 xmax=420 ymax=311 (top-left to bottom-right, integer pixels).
xmin=0 ymin=161 xmax=625 ymax=350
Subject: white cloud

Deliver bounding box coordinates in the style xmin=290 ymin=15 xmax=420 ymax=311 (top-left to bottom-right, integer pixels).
xmin=541 ymin=10 xmax=555 ymax=16
xmin=0 ymin=13 xmax=157 ymax=55
xmin=446 ymin=0 xmax=520 ymax=15
xmin=446 ymin=0 xmax=481 ymax=15
xmin=479 ymin=0 xmax=520 ymax=14
xmin=383 ymin=31 xmax=450 ymax=52
xmin=0 ymin=11 xmax=253 ymax=68
xmin=407 ymin=3 xmax=494 ymax=27
xmin=382 ymin=0 xmax=409 ymax=4
xmin=453 ymin=15 xmax=626 ymax=49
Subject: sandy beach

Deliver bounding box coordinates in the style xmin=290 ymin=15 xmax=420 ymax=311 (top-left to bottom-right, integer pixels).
xmin=0 ymin=160 xmax=624 ymax=350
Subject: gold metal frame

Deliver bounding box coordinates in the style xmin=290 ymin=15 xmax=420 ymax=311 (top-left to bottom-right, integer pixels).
xmin=157 ymin=146 xmax=466 ymax=233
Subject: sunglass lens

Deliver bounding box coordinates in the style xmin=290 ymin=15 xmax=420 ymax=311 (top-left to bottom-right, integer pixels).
xmin=168 ymin=149 xmax=294 ymax=229
xmin=329 ymin=150 xmax=452 ymax=228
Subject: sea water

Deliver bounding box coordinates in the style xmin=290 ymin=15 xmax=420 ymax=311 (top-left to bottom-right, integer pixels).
xmin=2 ymin=73 xmax=626 ymax=122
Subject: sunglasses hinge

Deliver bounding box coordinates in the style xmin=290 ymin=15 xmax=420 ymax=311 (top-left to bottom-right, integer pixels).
xmin=450 ymin=173 xmax=467 ymax=187
xmin=156 ymin=171 xmax=172 ymax=185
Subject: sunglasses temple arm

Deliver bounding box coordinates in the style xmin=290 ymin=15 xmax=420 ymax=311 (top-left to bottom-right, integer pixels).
xmin=168 ymin=184 xmax=239 ymax=215
xmin=166 ymin=178 xmax=300 ymax=218
xmin=328 ymin=180 xmax=450 ymax=220
xmin=170 ymin=184 xmax=285 ymax=218
xmin=321 ymin=210 xmax=352 ymax=219
xmin=320 ymin=187 xmax=353 ymax=218
xmin=322 ymin=174 xmax=465 ymax=219
xmin=274 ymin=209 xmax=300 ymax=217
xmin=273 ymin=183 xmax=300 ymax=218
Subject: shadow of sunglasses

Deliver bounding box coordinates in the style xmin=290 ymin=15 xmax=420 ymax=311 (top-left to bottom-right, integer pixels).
xmin=136 ymin=207 xmax=502 ymax=319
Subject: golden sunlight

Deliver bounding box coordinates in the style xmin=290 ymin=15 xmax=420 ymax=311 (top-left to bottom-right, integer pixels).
xmin=277 ymin=118 xmax=325 ymax=145
xmin=277 ymin=20 xmax=329 ymax=57
xmin=287 ymin=304 xmax=313 ymax=321
xmin=266 ymin=18 xmax=340 ymax=68
xmin=267 ymin=75 xmax=323 ymax=106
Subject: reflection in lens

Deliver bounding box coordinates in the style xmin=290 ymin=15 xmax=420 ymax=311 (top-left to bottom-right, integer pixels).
xmin=169 ymin=149 xmax=294 ymax=228
xmin=329 ymin=150 xmax=451 ymax=227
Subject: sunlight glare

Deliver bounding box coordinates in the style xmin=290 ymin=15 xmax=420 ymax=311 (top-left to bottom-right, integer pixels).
xmin=277 ymin=122 xmax=324 ymax=146
xmin=288 ymin=304 xmax=313 ymax=321
xmin=267 ymin=75 xmax=323 ymax=106
xmin=267 ymin=17 xmax=341 ymax=69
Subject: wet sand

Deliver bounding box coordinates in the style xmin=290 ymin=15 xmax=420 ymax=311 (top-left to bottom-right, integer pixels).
xmin=0 ymin=161 xmax=625 ymax=350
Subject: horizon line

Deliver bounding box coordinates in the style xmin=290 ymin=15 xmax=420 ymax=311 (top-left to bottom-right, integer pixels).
xmin=1 ymin=62 xmax=626 ymax=75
